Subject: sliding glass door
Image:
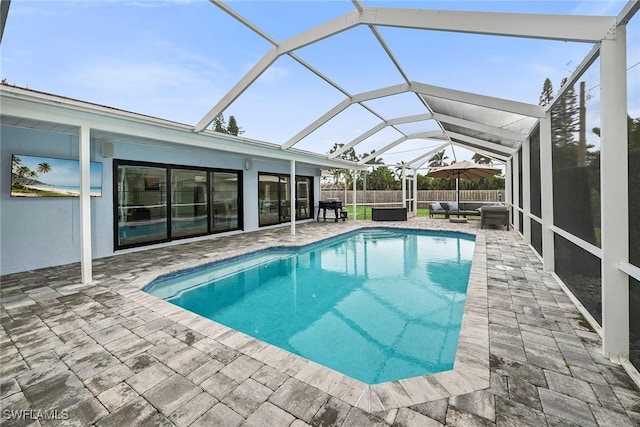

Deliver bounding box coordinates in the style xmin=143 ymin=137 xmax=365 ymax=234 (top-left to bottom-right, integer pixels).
xmin=258 ymin=173 xmax=313 ymax=226
xmin=259 ymin=174 xmax=281 ymax=226
xmin=211 ymin=171 xmax=239 ymax=232
xmin=172 ymin=169 xmax=208 ymax=238
xmin=115 ymin=160 xmax=242 ymax=249
xmin=116 ymin=164 xmax=168 ymax=246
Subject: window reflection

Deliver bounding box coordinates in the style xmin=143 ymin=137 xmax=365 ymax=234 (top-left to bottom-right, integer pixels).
xmin=211 ymin=172 xmax=239 ymax=231
xmin=116 ymin=161 xmax=241 ymax=249
xmin=172 ymin=169 xmax=208 ymax=238
xmin=117 ymin=165 xmax=168 ymax=246
xmin=259 ymin=174 xmax=313 ymax=226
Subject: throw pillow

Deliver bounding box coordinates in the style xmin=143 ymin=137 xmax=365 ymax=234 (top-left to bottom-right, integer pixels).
xmin=448 ymin=201 xmax=459 ymax=211
xmin=431 ymin=202 xmax=443 ymax=211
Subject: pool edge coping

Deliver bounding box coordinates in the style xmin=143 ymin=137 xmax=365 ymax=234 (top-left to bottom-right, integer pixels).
xmin=124 ymin=223 xmax=489 ymax=413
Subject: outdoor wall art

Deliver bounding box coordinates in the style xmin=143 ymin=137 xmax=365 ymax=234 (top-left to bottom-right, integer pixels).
xmin=11 ymin=154 xmax=103 ymax=197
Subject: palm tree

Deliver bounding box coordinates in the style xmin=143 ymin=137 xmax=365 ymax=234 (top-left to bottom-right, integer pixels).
xmin=361 ymin=150 xmax=384 ymax=166
xmin=428 ymin=150 xmax=449 ymax=168
xmin=36 ymin=162 xmax=52 ymax=175
xmin=15 ymin=165 xmax=30 ymax=185
xmin=393 ymin=161 xmax=409 ymax=181
xmin=11 ymin=156 xmax=24 ymax=188
xmin=26 ymin=170 xmax=38 ymax=186
xmin=472 ymin=153 xmax=493 ymax=165
xmin=12 ymin=155 xmax=22 ymax=170
xmin=29 ymin=162 xmax=53 ymax=186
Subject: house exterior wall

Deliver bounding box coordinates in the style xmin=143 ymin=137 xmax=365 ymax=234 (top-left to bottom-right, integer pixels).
xmin=1 ymin=125 xmax=320 ymax=275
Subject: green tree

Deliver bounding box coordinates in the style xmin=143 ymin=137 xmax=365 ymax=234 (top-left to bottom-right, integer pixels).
xmin=26 ymin=170 xmax=39 ymax=186
xmin=15 ymin=165 xmax=30 ymax=186
xmin=226 ymin=115 xmax=244 ymax=136
xmin=327 ymin=143 xmax=358 ymax=188
xmin=12 ymin=155 xmax=22 ymax=170
xmin=593 ymin=115 xmax=640 ymax=152
xmin=629 ymin=115 xmax=640 ymax=150
xmin=393 ymin=161 xmax=409 ymax=181
xmin=539 ymin=77 xmax=581 ymax=169
xmin=358 ymin=150 xmax=387 ymax=190
xmin=416 ymin=173 xmax=430 ymax=190
xmin=552 ymin=78 xmax=579 ymax=165
xmin=485 ymin=175 xmax=505 ymax=190
xmin=360 ymin=150 xmax=384 ymax=166
xmin=539 ymin=77 xmax=554 ymax=107
xmin=36 ymin=162 xmax=52 ymax=176
xmin=213 ymin=113 xmax=226 ymax=133
xmin=471 ymin=153 xmax=493 ymax=165
xmin=11 ymin=159 xmax=54 ymax=192
xmin=428 ymin=150 xmax=449 ymax=168
xmin=367 ymin=167 xmax=397 ymax=190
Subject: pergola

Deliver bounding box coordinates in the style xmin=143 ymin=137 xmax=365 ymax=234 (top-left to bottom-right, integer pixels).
xmin=1 ymin=0 xmax=638 ymax=381
xmin=192 ymin=2 xmax=617 ymax=168
xmin=184 ymin=1 xmax=640 ymax=373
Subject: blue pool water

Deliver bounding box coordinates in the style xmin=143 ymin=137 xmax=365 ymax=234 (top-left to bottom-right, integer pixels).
xmin=145 ymin=228 xmax=475 ymax=384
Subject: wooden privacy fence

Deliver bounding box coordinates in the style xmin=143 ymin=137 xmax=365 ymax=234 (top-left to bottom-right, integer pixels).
xmin=320 ymin=190 xmax=504 ymax=208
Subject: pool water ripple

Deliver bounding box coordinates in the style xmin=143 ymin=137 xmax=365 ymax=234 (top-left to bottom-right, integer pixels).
xmin=146 ymin=228 xmax=475 ymax=384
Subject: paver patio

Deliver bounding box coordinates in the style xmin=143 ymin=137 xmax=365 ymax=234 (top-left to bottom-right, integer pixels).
xmin=1 ymin=218 xmax=639 ymax=426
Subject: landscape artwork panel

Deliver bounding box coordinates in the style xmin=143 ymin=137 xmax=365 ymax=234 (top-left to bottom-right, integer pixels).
xmin=11 ymin=154 xmax=103 ymax=197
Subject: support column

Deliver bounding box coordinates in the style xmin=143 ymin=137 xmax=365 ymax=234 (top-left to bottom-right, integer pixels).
xmin=506 ymin=160 xmax=513 ymax=226
xmin=512 ymin=150 xmax=521 ymax=233
xmin=600 ymin=26 xmax=629 ymax=361
xmin=363 ymin=170 xmax=367 ymax=220
xmin=290 ymin=160 xmax=296 ymax=236
xmin=353 ymin=170 xmax=357 ymax=221
xmin=79 ymin=126 xmax=92 ymax=283
xmin=522 ymin=139 xmax=532 ymax=244
xmin=413 ymin=168 xmax=418 ymax=215
xmin=540 ymin=112 xmax=555 ymax=271
xmin=401 ymin=167 xmax=406 ymax=211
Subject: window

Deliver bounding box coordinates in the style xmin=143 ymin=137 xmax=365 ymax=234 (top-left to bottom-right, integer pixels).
xmin=258 ymin=173 xmax=313 ymax=226
xmin=115 ymin=161 xmax=241 ymax=249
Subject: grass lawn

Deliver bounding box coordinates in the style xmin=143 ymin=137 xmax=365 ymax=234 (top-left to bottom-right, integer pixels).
xmin=342 ymin=206 xmax=440 ymax=220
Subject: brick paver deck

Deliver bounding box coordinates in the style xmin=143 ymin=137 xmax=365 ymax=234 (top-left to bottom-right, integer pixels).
xmin=1 ymin=218 xmax=639 ymax=426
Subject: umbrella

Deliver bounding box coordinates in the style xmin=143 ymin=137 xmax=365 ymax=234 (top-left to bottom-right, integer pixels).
xmin=427 ymin=160 xmax=502 ymax=217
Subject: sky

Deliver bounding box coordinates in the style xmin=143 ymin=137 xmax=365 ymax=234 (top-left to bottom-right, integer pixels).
xmin=1 ymin=0 xmax=638 ymax=169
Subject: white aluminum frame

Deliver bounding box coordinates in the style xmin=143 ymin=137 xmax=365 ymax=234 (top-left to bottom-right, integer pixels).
xmin=4 ymin=0 xmax=639 ymax=371
xmin=600 ymin=26 xmax=629 ymax=361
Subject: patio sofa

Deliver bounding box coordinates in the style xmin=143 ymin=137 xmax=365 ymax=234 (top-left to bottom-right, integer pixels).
xmin=429 ymin=202 xmax=493 ymax=219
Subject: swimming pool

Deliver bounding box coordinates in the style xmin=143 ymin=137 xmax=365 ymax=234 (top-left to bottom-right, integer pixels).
xmin=145 ymin=228 xmax=475 ymax=384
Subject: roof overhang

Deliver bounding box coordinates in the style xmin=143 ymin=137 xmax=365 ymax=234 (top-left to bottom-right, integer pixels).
xmin=0 ymin=85 xmax=367 ymax=171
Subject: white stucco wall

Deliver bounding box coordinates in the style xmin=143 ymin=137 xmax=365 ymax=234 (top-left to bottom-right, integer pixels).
xmin=1 ymin=125 xmax=320 ymax=275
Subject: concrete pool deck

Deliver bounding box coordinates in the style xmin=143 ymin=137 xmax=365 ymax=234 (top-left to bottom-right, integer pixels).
xmin=1 ymin=218 xmax=639 ymax=426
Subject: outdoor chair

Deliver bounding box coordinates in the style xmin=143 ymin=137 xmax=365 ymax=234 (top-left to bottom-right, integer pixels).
xmin=480 ymin=206 xmax=509 ymax=229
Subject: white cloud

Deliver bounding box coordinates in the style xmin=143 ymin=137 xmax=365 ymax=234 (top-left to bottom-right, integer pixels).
xmin=65 ymin=56 xmax=226 ymax=123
